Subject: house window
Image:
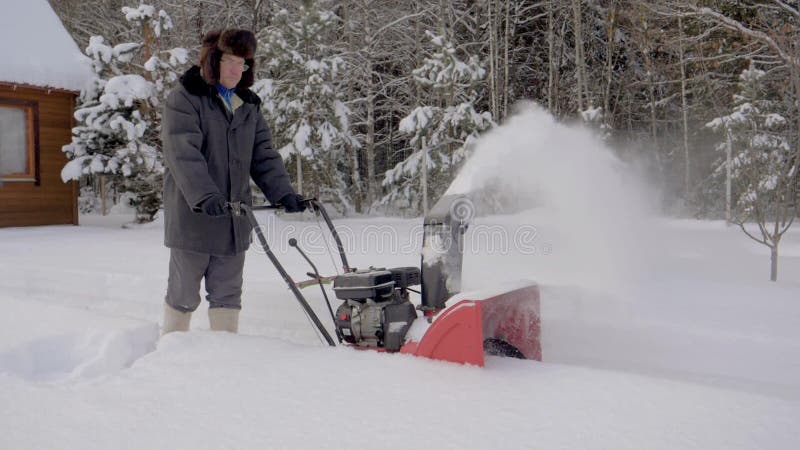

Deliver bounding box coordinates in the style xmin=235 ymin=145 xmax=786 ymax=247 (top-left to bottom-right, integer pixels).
xmin=0 ymin=98 xmax=39 ymax=183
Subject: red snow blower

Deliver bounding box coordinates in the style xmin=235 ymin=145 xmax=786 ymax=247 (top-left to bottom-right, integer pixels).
xmin=230 ymin=195 xmax=541 ymax=367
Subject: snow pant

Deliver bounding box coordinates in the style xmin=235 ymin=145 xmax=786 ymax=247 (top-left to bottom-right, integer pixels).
xmin=165 ymin=248 xmax=246 ymax=312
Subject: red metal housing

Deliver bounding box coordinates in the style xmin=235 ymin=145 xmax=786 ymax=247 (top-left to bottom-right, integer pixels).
xmin=400 ymin=284 xmax=541 ymax=366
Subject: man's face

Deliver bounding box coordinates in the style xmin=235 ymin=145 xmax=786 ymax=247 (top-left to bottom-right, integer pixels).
xmin=219 ymin=53 xmax=247 ymax=89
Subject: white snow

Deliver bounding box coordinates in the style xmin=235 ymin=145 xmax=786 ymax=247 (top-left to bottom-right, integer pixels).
xmin=166 ymin=48 xmax=189 ymax=67
xmin=122 ymin=4 xmax=156 ymax=22
xmin=765 ymin=113 xmax=787 ymax=128
xmin=113 ymin=42 xmax=143 ymax=63
xmin=0 ymin=0 xmax=93 ymax=92
xmin=59 ymin=156 xmax=88 ymax=182
xmin=100 ymin=75 xmax=154 ymax=109
xmin=86 ymin=36 xmax=114 ymax=67
xmin=291 ymin=122 xmax=313 ymax=157
xmin=121 ymin=4 xmax=174 ymax=38
xmin=398 ymin=106 xmax=434 ymax=134
xmin=0 ymin=210 xmax=799 ymax=449
xmin=447 ymin=280 xmax=542 ymax=304
xmin=447 ymin=102 xmax=653 ymax=293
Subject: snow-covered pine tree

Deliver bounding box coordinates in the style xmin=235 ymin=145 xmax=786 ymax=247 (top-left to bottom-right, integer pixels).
xmin=61 ymin=4 xmax=187 ymax=224
xmin=381 ymin=30 xmax=493 ymax=214
xmin=254 ymin=0 xmax=359 ymax=214
xmin=706 ymin=63 xmax=798 ymax=281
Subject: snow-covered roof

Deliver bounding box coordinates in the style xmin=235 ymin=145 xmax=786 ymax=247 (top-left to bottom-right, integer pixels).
xmin=0 ymin=0 xmax=93 ymax=92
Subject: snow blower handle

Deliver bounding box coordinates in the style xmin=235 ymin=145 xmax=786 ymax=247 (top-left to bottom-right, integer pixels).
xmin=304 ymin=198 xmax=351 ymax=273
xmin=231 ymin=198 xmax=351 ymax=274
xmin=245 ymin=197 xmax=311 ymax=211
xmin=232 ymin=202 xmax=336 ymax=347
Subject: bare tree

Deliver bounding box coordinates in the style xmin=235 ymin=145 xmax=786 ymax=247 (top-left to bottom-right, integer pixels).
xmin=571 ymin=0 xmax=585 ymax=112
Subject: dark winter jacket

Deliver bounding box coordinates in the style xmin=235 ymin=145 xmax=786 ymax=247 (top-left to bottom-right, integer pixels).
xmin=161 ymin=66 xmax=294 ymax=255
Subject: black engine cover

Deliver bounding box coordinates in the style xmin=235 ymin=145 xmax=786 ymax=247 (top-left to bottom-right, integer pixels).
xmin=332 ymin=267 xmax=420 ymax=351
xmin=332 ymin=270 xmax=394 ymax=301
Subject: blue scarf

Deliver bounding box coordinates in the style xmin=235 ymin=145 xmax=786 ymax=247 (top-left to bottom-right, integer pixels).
xmin=216 ymin=84 xmax=235 ymax=110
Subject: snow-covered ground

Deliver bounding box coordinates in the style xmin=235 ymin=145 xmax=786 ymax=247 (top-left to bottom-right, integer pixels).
xmin=1 ymin=210 xmax=799 ymax=449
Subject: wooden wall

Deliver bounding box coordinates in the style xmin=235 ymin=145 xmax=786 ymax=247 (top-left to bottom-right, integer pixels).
xmin=0 ymin=84 xmax=78 ymax=227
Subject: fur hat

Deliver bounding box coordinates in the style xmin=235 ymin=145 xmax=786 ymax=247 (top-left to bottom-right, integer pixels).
xmin=199 ymin=29 xmax=257 ymax=88
xmin=215 ymin=29 xmax=257 ymax=59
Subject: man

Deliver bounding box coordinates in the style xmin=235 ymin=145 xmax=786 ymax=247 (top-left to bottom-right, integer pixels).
xmin=160 ymin=29 xmax=304 ymax=334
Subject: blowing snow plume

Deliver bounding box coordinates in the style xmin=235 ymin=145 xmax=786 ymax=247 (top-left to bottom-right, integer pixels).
xmin=448 ymin=103 xmax=653 ymax=292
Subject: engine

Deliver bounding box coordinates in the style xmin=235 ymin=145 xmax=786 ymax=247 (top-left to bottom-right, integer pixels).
xmin=332 ymin=267 xmax=420 ymax=352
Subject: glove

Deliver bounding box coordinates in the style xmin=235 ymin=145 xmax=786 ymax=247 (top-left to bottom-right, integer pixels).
xmin=199 ymin=194 xmax=229 ymax=216
xmin=279 ymin=193 xmax=307 ymax=213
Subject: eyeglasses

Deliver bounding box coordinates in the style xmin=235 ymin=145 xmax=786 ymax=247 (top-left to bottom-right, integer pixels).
xmin=221 ymin=56 xmax=249 ymax=72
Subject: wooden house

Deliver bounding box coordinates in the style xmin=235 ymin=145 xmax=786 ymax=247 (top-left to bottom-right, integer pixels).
xmin=0 ymin=0 xmax=93 ymax=227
